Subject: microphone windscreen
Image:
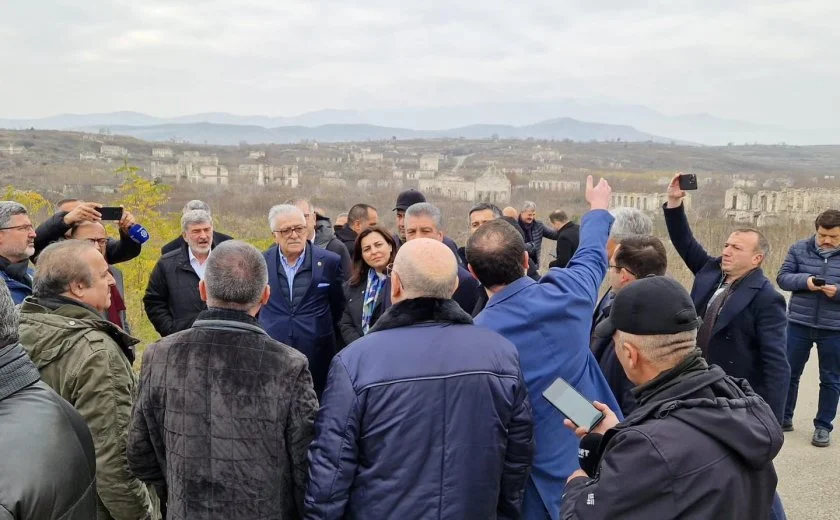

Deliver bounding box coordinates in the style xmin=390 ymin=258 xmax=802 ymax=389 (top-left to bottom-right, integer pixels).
xmin=578 ymin=432 xmax=604 ymax=478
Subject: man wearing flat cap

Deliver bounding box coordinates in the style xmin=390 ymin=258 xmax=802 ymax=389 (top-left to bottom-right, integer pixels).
xmin=562 ymin=276 xmax=784 ymax=520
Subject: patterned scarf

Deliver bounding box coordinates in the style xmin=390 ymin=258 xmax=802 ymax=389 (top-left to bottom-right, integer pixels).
xmin=361 ymin=268 xmax=385 ymax=335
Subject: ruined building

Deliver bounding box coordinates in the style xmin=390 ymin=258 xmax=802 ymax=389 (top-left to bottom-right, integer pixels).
xmin=151 ymin=151 xmax=228 ymax=185
xmin=724 ymin=187 xmax=840 ymax=226
xmin=237 ymin=164 xmax=299 ymax=187
xmin=418 ymin=164 xmax=511 ymax=204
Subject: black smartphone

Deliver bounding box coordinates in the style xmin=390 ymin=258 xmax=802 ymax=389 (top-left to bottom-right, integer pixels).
xmin=814 ymin=277 xmax=827 ymax=287
xmin=98 ymin=206 xmax=124 ymax=221
xmin=678 ymin=173 xmax=698 ymax=191
xmin=543 ymin=377 xmax=605 ymax=430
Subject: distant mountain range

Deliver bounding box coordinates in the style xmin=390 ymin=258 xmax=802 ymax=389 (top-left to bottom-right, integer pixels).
xmin=2 ymin=100 xmax=837 ymax=145
xmin=57 ymin=117 xmax=669 ymax=146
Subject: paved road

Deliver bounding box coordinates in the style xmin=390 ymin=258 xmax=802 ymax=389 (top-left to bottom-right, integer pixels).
xmin=775 ymin=356 xmax=840 ymax=519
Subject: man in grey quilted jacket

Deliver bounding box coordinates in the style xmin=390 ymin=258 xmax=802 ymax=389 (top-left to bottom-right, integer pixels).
xmin=778 ymin=209 xmax=840 ymax=448
xmin=127 ymin=240 xmax=319 ymax=519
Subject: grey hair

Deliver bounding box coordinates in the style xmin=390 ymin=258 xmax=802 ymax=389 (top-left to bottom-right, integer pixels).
xmin=610 ymin=207 xmax=653 ymax=239
xmin=733 ymin=227 xmax=771 ymax=258
xmin=468 ymin=203 xmax=502 ymax=221
xmin=32 ymin=240 xmax=96 ymax=299
xmin=181 ymin=210 xmax=212 ymax=233
xmin=204 ymin=241 xmax=268 ymax=310
xmin=405 ymin=202 xmax=442 ymax=229
xmin=0 ymin=201 xmax=28 ymax=229
xmin=183 ymin=200 xmax=210 ymax=214
xmin=0 ymin=281 xmax=18 ymax=343
xmin=267 ymin=204 xmax=305 ymax=230
xmin=521 ymin=201 xmax=536 ymax=212
xmin=616 ymin=329 xmax=698 ymax=367
xmin=285 ymin=198 xmax=313 ymax=213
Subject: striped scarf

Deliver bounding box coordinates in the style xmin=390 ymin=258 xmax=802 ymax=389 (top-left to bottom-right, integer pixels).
xmin=361 ymin=269 xmax=384 ymax=335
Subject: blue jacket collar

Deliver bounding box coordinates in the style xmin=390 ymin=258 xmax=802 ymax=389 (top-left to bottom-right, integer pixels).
xmin=484 ymin=276 xmax=535 ymax=309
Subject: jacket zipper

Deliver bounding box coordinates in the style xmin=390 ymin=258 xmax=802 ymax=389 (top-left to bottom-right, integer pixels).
xmin=816 ymin=257 xmax=828 ymax=327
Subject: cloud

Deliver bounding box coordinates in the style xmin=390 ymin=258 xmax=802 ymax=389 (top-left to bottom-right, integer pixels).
xmin=0 ymin=0 xmax=837 ymax=130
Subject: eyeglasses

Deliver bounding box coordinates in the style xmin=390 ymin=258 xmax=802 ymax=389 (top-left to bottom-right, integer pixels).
xmin=273 ymin=225 xmax=307 ymax=237
xmin=0 ymin=224 xmax=34 ymax=233
xmin=385 ymin=263 xmax=395 ymax=277
xmin=84 ymin=238 xmax=108 ymax=247
xmin=610 ymin=264 xmax=638 ymax=277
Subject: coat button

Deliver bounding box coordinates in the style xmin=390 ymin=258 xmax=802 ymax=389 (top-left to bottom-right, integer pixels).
xmin=68 ymin=321 xmax=75 ymax=325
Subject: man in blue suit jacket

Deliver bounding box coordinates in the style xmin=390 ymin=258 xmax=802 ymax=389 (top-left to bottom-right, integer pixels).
xmin=469 ymin=176 xmax=622 ymax=520
xmin=260 ymin=205 xmax=344 ymax=395
xmin=663 ymin=174 xmax=789 ymax=423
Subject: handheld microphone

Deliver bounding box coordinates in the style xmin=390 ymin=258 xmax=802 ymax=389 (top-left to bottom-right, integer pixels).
xmin=127 ymin=224 xmax=150 ymax=245
xmin=578 ymin=432 xmax=605 ymax=478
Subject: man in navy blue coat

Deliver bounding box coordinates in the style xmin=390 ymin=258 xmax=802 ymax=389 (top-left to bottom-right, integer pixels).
xmin=663 ymin=173 xmax=789 ymax=423
xmin=470 ymin=176 xmax=622 ymax=520
xmin=305 ymin=238 xmax=533 ymax=519
xmin=404 ymin=202 xmax=480 ymax=315
xmin=259 ymin=204 xmax=344 ymax=396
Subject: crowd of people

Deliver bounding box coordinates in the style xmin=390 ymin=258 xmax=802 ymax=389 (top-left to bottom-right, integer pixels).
xmin=0 ymin=173 xmax=838 ymax=519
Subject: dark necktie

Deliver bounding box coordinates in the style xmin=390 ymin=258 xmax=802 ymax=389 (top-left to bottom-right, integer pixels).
xmin=696 ymin=286 xmax=728 ymax=357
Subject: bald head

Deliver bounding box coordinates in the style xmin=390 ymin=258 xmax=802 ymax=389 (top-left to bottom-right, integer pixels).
xmin=502 ymin=206 xmax=518 ymax=219
xmin=391 ymin=238 xmax=458 ymax=302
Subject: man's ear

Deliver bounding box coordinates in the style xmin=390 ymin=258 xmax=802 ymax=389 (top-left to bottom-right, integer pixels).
xmin=198 ymin=279 xmax=208 ymax=302
xmin=467 ymin=263 xmax=479 ymax=281
xmin=391 ymin=271 xmax=402 ymax=300
xmin=522 ymin=251 xmax=530 ymax=271
xmin=260 ymin=285 xmax=270 ymax=305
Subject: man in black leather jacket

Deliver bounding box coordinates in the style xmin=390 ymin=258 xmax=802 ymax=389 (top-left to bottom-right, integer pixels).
xmin=0 ymin=282 xmax=98 ymax=520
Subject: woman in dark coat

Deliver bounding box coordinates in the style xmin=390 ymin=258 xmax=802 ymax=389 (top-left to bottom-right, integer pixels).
xmin=338 ymin=226 xmax=397 ymax=345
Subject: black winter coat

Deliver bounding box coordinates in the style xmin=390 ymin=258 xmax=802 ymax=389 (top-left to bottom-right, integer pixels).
xmin=0 ymin=342 xmax=97 ymax=520
xmin=160 ymin=230 xmax=233 ymax=255
xmin=338 ymin=277 xmax=390 ymax=345
xmin=34 ymin=211 xmax=141 ymax=264
xmin=664 ymin=203 xmax=790 ymax=423
xmin=563 ymin=354 xmax=782 ymax=520
xmin=314 ymin=218 xmax=353 ymax=277
xmin=334 ymin=226 xmax=359 ymax=259
xmin=127 ymin=309 xmax=319 ymax=520
xmin=549 ymin=221 xmax=579 ymax=268
xmin=143 ymin=245 xmax=206 ymax=336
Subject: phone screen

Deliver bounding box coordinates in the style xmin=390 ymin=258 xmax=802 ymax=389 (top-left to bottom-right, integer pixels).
xmin=98 ymin=207 xmax=124 ymax=221
xmin=543 ymin=377 xmax=605 ymax=430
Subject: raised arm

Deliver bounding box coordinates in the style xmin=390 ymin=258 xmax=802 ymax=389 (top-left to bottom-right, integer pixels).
xmin=662 ymin=173 xmax=713 ymax=275
xmin=541 ymin=176 xmax=613 ymax=305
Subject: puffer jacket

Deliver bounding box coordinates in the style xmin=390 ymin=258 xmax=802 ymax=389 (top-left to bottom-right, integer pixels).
xmin=315 ymin=216 xmax=352 ymax=278
xmin=0 ymin=342 xmax=98 ymax=520
xmin=0 ymin=265 xmax=33 ymax=304
xmin=305 ymin=298 xmax=534 ymax=519
xmin=777 ymin=236 xmax=840 ymax=330
xmin=18 ymin=296 xmax=151 ymax=520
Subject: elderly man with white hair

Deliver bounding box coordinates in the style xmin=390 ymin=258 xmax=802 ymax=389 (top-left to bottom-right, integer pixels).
xmin=306 ymin=238 xmax=534 ymax=519
xmin=259 ymin=204 xmax=345 ymax=396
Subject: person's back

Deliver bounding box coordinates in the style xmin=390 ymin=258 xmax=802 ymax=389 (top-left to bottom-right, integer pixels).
xmin=128 ymin=240 xmax=319 ymax=519
xmin=470 ymin=177 xmax=621 ymax=519
xmin=129 ymin=318 xmax=317 ymax=519
xmin=306 ymin=239 xmax=533 ymax=519
xmin=0 ymin=279 xmax=98 ymax=520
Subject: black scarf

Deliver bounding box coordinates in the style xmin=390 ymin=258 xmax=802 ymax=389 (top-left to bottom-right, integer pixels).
xmin=631 ymin=350 xmax=711 ymax=408
xmin=0 ymin=256 xmax=31 ymax=287
xmin=369 ymin=297 xmax=473 ymax=333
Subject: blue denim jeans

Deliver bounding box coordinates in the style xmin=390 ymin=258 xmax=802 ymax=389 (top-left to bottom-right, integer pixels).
xmin=783 ymin=322 xmax=840 ymax=431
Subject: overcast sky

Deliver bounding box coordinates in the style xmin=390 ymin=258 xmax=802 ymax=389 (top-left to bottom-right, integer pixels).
xmin=1 ymin=0 xmax=837 ymax=128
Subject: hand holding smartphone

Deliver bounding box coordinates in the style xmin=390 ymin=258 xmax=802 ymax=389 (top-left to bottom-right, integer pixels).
xmin=678 ymin=173 xmax=698 ymax=191
xmin=97 ymin=206 xmax=124 ymax=221
xmin=543 ymin=377 xmax=605 ymax=431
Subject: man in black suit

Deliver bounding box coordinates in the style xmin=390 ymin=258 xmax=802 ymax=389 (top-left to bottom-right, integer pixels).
xmin=161 ymin=200 xmax=233 ymax=254
xmin=663 ymin=173 xmax=790 ymax=424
